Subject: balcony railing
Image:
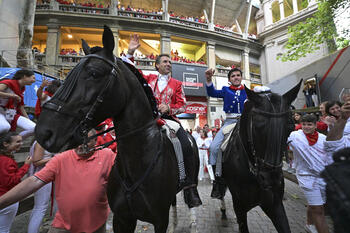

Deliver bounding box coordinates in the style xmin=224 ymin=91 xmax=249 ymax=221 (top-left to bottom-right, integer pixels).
xmin=214 ymin=27 xmax=241 ymax=38
xmin=58 ymin=4 xmax=109 ymax=15
xmin=169 ymin=17 xmax=208 ymax=29
xmin=250 ymin=72 xmax=261 ymax=83
xmin=118 ymin=10 xmax=163 ymax=20
xmin=58 ymin=55 xmax=83 ymax=65
xmin=134 ymin=58 xmax=156 ymax=67
xmin=216 ymin=67 xmax=231 ymax=76
xmin=36 ymin=3 xmax=50 ymax=10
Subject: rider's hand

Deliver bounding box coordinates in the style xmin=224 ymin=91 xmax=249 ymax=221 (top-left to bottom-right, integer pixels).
xmin=24 ymin=156 xmax=32 ymax=165
xmin=11 ymin=94 xmax=22 ymax=102
xmin=158 ymin=104 xmax=170 ymax=114
xmin=128 ymin=34 xmax=141 ymax=56
xmin=341 ymin=96 xmax=350 ymax=120
xmin=205 ymin=68 xmax=215 ymax=84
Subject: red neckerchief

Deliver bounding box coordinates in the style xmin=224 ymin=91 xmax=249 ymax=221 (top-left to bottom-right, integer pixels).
xmin=229 ymin=84 xmax=244 ymax=91
xmin=201 ymin=136 xmax=206 ymax=139
xmin=303 ymin=130 xmax=319 ymax=146
xmin=0 ymin=79 xmax=24 ymax=108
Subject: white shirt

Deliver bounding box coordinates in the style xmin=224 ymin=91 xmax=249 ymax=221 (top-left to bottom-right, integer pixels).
xmin=288 ymin=130 xmax=332 ymax=176
xmin=196 ymin=137 xmax=211 ymax=150
xmin=157 ymin=74 xmax=169 ymax=93
xmin=324 ymin=134 xmax=350 ymax=156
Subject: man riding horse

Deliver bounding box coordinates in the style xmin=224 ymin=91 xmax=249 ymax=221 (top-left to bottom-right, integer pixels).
xmin=123 ymin=35 xmax=202 ymax=208
xmin=205 ymin=68 xmax=247 ymax=199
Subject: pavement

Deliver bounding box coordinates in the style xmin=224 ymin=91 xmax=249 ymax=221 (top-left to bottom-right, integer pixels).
xmin=10 ymin=177 xmax=333 ymax=233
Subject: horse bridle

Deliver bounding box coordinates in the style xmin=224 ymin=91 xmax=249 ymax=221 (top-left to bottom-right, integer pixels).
xmin=43 ymin=54 xmax=120 ymax=149
xmin=246 ymin=95 xmax=290 ymax=170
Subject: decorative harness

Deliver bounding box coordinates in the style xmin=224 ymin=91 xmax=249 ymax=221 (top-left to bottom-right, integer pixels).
xmin=239 ymin=94 xmax=291 ymax=175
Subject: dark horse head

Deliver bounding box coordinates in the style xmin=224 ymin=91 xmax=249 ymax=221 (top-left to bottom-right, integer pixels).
xmin=35 ymin=26 xmax=153 ymax=152
xmin=240 ymin=82 xmax=301 ymax=169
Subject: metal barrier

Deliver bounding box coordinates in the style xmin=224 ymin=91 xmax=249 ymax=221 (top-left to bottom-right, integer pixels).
xmin=58 ymin=54 xmax=83 ymax=65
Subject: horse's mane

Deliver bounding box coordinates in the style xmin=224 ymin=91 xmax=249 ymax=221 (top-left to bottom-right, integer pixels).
xmin=88 ymin=46 xmax=159 ymax=118
xmin=120 ymin=60 xmax=159 ymax=119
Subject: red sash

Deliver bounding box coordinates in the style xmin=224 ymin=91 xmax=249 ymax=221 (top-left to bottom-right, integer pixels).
xmin=35 ymin=91 xmax=53 ymax=117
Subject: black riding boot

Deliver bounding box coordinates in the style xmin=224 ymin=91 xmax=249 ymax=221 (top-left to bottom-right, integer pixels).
xmin=176 ymin=127 xmax=202 ymax=208
xmin=210 ymin=165 xmax=227 ymax=200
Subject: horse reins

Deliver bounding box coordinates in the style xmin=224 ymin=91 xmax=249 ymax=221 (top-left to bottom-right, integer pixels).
xmin=245 ymin=94 xmax=290 ymax=171
xmin=43 ymin=54 xmax=120 ymax=150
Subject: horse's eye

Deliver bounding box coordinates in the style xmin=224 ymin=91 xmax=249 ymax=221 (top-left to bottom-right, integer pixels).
xmin=91 ymin=72 xmax=98 ymax=79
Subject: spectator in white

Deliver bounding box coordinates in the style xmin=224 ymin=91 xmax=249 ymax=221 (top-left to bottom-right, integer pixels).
xmin=203 ymin=124 xmax=212 ymax=138
xmin=191 ymin=126 xmax=201 ymax=142
xmin=27 ymin=141 xmax=56 ymax=233
xmin=196 ymin=129 xmax=214 ymax=182
xmin=0 ymin=70 xmax=36 ymax=139
xmin=288 ymin=114 xmax=331 ymax=233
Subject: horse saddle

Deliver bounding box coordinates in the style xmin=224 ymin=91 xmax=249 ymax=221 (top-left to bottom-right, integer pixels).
xmin=220 ymin=123 xmax=236 ymax=151
xmin=162 ymin=119 xmax=181 ymax=138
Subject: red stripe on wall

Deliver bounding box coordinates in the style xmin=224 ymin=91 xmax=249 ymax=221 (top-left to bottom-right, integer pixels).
xmin=319 ymin=46 xmax=349 ymax=86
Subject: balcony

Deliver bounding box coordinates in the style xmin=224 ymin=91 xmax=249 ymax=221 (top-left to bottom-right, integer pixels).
xmin=169 ymin=17 xmax=208 ymax=29
xmin=118 ymin=10 xmax=163 ymax=20
xmin=58 ymin=5 xmax=109 ymax=15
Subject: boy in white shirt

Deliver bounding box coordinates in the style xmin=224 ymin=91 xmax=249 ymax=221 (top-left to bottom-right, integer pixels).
xmin=288 ymin=114 xmax=331 ymax=233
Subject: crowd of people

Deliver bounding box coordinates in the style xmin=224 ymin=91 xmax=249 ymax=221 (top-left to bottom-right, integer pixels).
xmin=0 ymin=34 xmax=349 ymax=233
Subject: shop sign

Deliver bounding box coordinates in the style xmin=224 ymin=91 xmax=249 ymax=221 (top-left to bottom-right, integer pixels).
xmin=185 ymin=102 xmax=207 ymax=114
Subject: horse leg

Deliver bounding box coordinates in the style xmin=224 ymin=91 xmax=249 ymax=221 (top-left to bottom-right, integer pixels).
xmin=168 ymin=198 xmax=177 ymax=233
xmin=260 ymin=201 xmax=291 ymax=233
xmin=233 ymin=204 xmax=249 ymax=233
xmin=220 ymin=199 xmax=228 ymax=227
xmin=112 ymin=214 xmax=137 ymax=233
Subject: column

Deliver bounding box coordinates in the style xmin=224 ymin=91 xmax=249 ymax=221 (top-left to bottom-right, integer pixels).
xmin=162 ymin=0 xmax=169 ymax=21
xmin=263 ymin=1 xmax=273 ymax=27
xmin=206 ymin=41 xmax=215 ymax=69
xmin=241 ymin=48 xmax=250 ymax=80
xmin=109 ymin=0 xmax=118 ymax=15
xmin=160 ymin=33 xmax=171 ymax=55
xmin=279 ymin=0 xmax=285 ymax=20
xmin=46 ymin=24 xmax=60 ymax=66
xmin=292 ymin=0 xmax=298 ymax=14
xmin=206 ymin=41 xmax=216 ymax=125
xmin=209 ymin=0 xmax=216 ymax=30
xmin=243 ymin=0 xmax=253 ymax=39
xmin=110 ymin=27 xmax=119 ymax=56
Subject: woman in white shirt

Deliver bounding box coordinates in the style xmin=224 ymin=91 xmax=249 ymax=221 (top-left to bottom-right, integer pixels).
xmin=196 ymin=129 xmax=214 ymax=181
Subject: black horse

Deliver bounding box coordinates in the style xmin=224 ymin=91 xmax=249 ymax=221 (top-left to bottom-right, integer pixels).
xmin=222 ymin=83 xmax=301 ymax=233
xmin=35 ymin=26 xmax=199 ymax=233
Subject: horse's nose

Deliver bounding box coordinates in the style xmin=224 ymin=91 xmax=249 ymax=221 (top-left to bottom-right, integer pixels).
xmin=36 ymin=128 xmax=54 ymax=150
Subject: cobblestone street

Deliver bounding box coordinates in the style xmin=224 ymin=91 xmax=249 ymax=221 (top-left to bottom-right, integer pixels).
xmin=11 ymin=178 xmax=333 ymax=233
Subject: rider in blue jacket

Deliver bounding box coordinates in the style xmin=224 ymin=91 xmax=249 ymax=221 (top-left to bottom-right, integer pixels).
xmin=205 ymin=67 xmax=247 ymax=199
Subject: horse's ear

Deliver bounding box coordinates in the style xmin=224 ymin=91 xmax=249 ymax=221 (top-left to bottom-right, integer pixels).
xmin=283 ymin=79 xmax=303 ymax=105
xmin=245 ymin=85 xmax=261 ymax=104
xmin=102 ymin=25 xmax=115 ymax=53
xmin=81 ymin=39 xmax=91 ymax=55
